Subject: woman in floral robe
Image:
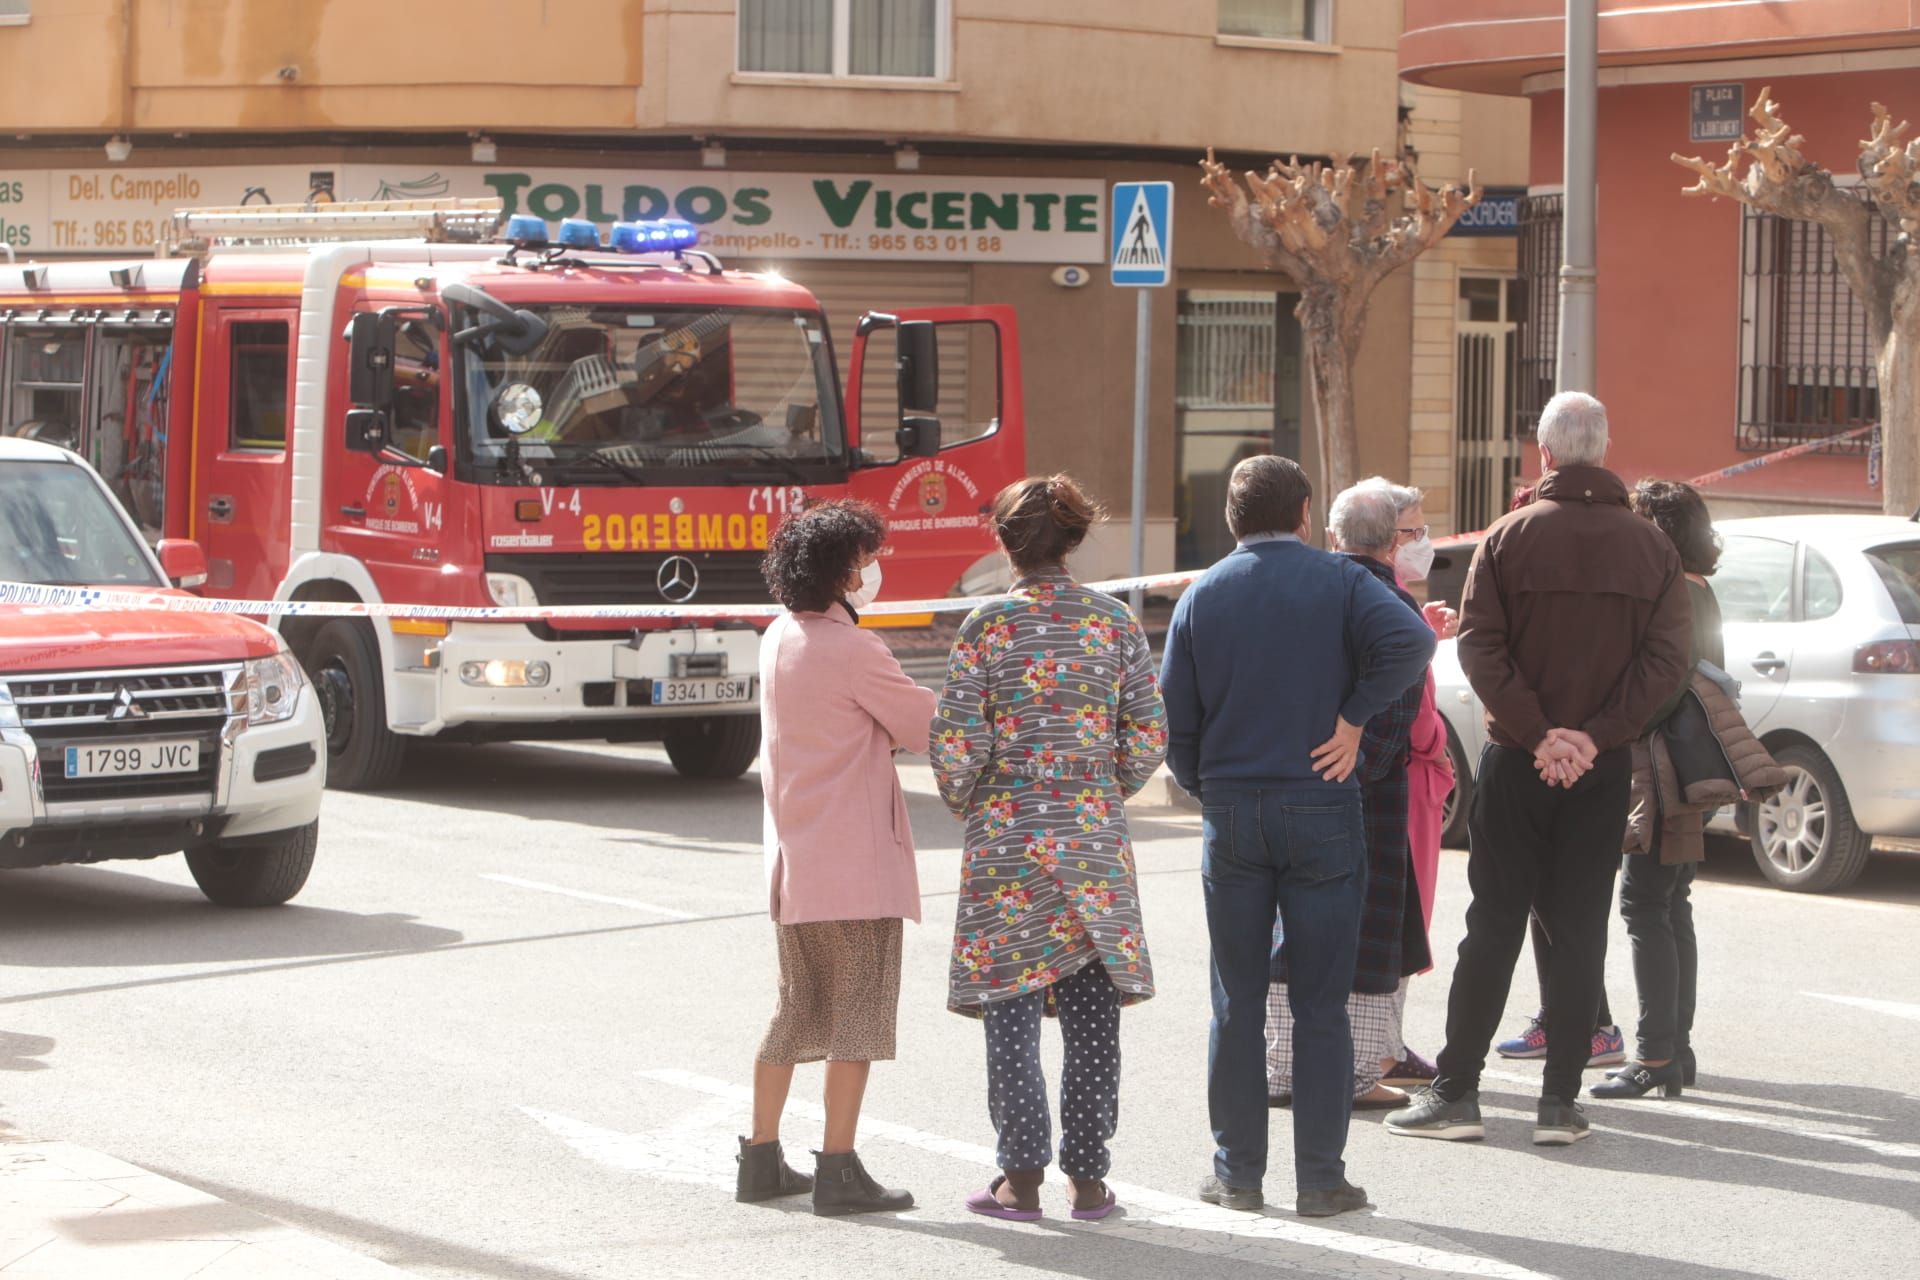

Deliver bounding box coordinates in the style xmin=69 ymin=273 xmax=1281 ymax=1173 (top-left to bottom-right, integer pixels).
xmin=933 ymin=475 xmax=1167 ymax=1223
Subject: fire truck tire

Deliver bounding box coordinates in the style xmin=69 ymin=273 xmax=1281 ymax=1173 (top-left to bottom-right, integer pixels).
xmin=185 ymin=820 xmax=318 ymax=907
xmin=306 ymin=619 xmax=408 ymax=791
xmin=664 ymin=715 xmax=761 ymax=780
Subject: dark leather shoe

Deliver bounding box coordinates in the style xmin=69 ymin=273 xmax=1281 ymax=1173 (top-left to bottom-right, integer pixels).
xmin=1590 ymin=1060 xmax=1683 ymax=1099
xmin=1198 ymin=1174 xmax=1263 ymax=1211
xmin=1297 ymin=1181 xmax=1370 ymax=1218
xmin=735 ymin=1136 xmax=812 ymax=1203
xmin=812 ymin=1150 xmax=913 ymax=1216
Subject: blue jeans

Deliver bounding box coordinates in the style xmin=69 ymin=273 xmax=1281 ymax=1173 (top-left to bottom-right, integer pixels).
xmin=1201 ymin=785 xmax=1366 ymax=1192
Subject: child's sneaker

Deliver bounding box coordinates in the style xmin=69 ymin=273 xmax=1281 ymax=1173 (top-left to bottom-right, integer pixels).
xmin=1587 ymin=1024 xmax=1627 ymax=1068
xmin=1495 ymin=1016 xmax=1548 ymax=1060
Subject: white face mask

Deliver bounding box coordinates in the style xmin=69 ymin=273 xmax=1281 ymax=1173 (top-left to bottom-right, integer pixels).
xmin=847 ymin=560 xmax=883 ymax=610
xmin=1396 ymin=535 xmax=1436 ymax=583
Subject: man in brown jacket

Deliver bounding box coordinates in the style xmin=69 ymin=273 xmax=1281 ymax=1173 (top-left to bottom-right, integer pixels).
xmin=1387 ymin=391 xmax=1691 ymax=1147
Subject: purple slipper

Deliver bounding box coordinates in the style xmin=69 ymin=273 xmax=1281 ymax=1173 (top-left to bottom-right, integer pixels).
xmin=965 ymin=1176 xmax=1042 ymax=1221
xmin=1070 ymin=1183 xmax=1118 ymax=1221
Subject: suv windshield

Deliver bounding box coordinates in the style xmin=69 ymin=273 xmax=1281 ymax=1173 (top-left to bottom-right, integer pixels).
xmin=458 ymin=304 xmax=845 ymax=484
xmin=0 ymin=460 xmax=160 ymax=587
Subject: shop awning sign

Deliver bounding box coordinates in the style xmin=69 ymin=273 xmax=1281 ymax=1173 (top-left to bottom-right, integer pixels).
xmin=1109 ymin=181 xmax=1172 ymax=287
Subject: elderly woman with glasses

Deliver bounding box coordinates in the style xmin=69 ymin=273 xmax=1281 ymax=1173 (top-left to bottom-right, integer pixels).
xmin=1264 ymin=479 xmax=1437 ymax=1111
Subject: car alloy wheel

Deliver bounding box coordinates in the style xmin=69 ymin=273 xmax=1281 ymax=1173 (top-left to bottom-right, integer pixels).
xmin=1756 ymin=765 xmax=1829 ymax=876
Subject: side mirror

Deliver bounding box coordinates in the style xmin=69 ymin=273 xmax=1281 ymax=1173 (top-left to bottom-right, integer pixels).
xmin=155 ymin=538 xmax=208 ymax=589
xmin=895 ymin=320 xmax=941 ymax=458
xmin=426 ymin=444 xmax=448 ymax=474
xmin=344 ymin=408 xmax=389 ymax=454
xmin=347 ymin=312 xmax=397 ymax=407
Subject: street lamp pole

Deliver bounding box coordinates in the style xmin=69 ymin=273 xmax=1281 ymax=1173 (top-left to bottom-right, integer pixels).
xmin=1557 ymin=0 xmax=1598 ymax=393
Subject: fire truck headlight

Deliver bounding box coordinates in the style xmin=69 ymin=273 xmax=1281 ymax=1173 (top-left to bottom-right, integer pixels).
xmin=494 ymin=383 xmax=543 ymax=435
xmin=485 ymin=574 xmax=540 ymax=609
xmin=458 ymin=660 xmax=551 ymax=689
xmin=243 ymin=651 xmax=306 ymax=726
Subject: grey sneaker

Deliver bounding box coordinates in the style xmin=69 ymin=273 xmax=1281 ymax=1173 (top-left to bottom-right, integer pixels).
xmin=1198 ymin=1174 xmax=1263 ymax=1211
xmin=1384 ymin=1087 xmax=1485 ymax=1141
xmin=1533 ymin=1098 xmax=1591 ymax=1146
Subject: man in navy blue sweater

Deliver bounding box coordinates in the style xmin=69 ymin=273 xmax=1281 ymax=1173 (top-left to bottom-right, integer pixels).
xmin=1161 ymin=454 xmax=1436 ymax=1218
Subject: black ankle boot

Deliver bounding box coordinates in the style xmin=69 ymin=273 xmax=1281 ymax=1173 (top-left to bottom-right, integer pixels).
xmin=812 ymin=1150 xmax=914 ymax=1216
xmin=735 ymin=1137 xmax=812 ymax=1203
xmin=1680 ymin=1046 xmax=1697 ymax=1086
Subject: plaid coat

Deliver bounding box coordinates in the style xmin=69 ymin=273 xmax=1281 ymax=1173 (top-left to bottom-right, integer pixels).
xmin=1273 ymin=556 xmax=1432 ymax=993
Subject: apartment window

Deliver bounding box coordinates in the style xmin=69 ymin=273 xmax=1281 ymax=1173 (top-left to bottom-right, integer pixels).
xmin=1218 ymin=0 xmax=1331 ymax=43
xmin=1738 ymin=202 xmax=1883 ymax=454
xmin=739 ymin=0 xmax=949 ymax=79
xmin=0 ymin=2 xmax=29 ymax=28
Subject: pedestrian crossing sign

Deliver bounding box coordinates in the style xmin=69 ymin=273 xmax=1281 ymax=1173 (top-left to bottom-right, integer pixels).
xmin=1109 ymin=181 xmax=1173 ymax=287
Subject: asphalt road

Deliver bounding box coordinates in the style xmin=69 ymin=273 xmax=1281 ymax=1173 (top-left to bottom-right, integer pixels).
xmin=1 ymin=741 xmax=1916 ymax=1280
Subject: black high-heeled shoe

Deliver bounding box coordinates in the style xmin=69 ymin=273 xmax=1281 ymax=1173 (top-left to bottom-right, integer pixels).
xmin=1590 ymin=1060 xmax=1684 ymax=1099
xmin=1680 ymin=1046 xmax=1697 ymax=1086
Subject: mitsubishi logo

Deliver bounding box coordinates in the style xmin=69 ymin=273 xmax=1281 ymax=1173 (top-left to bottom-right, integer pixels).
xmin=108 ymin=685 xmax=147 ymax=721
xmin=656 ymin=556 xmax=700 ymax=604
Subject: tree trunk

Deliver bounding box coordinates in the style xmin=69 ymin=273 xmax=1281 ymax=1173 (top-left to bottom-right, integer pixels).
xmin=1301 ymin=298 xmax=1360 ymax=502
xmin=1878 ymin=265 xmax=1920 ymax=517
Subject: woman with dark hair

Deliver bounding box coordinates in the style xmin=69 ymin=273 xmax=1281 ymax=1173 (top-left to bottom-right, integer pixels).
xmin=1592 ymin=478 xmax=1724 ymax=1099
xmin=738 ymin=499 xmax=936 ymax=1214
xmin=934 ymin=475 xmax=1166 ymax=1223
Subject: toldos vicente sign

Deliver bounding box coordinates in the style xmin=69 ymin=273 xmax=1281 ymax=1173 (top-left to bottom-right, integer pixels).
xmin=0 ymin=163 xmax=1106 ymax=264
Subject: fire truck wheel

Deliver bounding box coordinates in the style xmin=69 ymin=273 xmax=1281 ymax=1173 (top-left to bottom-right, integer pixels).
xmin=185 ymin=821 xmax=318 ymax=907
xmin=663 ymin=715 xmax=761 ymax=780
xmin=307 ymin=619 xmax=408 ymax=791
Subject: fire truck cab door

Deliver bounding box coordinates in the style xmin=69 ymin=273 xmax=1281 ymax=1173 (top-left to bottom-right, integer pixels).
xmin=194 ymin=305 xmax=296 ymax=600
xmin=846 ymin=305 xmax=1024 ymax=602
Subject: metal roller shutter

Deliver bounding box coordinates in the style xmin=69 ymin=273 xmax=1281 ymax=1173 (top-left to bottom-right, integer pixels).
xmin=777 ymin=261 xmax=972 ymax=444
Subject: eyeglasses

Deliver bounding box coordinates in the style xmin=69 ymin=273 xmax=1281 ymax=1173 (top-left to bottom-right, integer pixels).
xmin=1396 ymin=525 xmax=1429 ymax=541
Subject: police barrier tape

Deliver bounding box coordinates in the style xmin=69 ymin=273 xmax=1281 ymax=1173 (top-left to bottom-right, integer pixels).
xmin=0 ymin=570 xmax=1209 ymax=625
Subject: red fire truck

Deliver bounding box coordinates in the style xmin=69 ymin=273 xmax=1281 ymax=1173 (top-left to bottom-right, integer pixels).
xmin=0 ymin=199 xmax=1025 ymax=789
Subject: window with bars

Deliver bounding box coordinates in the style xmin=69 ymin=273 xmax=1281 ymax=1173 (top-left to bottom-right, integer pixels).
xmin=1512 ymin=192 xmax=1561 ymax=439
xmin=738 ymin=0 xmax=948 ymax=79
xmin=1737 ymin=202 xmax=1883 ymax=454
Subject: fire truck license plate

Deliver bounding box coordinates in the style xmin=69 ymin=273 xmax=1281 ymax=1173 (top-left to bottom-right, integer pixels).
xmin=650 ymin=677 xmax=756 ymax=707
xmin=64 ymin=740 xmax=199 ymax=779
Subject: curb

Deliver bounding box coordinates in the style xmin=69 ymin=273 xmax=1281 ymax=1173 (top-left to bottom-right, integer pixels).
xmin=0 ymin=1133 xmax=411 ymax=1279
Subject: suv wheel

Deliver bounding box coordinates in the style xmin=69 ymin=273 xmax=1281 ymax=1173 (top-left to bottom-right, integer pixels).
xmin=306 ymin=619 xmax=407 ymax=791
xmin=1747 ymin=744 xmax=1873 ymax=893
xmin=664 ymin=716 xmax=761 ymax=780
xmin=186 ymin=821 xmax=318 ymax=907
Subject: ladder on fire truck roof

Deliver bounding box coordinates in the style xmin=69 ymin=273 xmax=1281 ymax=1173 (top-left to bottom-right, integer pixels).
xmin=164 ymin=197 xmax=504 ymax=255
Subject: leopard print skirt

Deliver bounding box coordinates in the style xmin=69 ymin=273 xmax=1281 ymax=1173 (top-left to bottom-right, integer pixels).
xmin=756 ymin=917 xmax=903 ymax=1064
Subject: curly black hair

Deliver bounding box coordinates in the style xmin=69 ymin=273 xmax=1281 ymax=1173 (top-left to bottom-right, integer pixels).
xmin=760 ymin=499 xmax=887 ymax=612
xmin=1631 ymin=478 xmax=1721 ymax=577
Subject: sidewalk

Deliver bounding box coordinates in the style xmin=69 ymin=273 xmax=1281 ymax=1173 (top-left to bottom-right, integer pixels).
xmin=0 ymin=1132 xmax=409 ymax=1279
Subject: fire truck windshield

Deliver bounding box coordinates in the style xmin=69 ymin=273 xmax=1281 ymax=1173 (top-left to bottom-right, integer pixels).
xmin=457 ymin=304 xmax=846 ymax=484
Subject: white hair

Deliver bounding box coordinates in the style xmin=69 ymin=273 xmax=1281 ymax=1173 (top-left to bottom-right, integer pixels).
xmin=1328 ymin=480 xmax=1401 ymax=554
xmin=1537 ymin=391 xmax=1609 ymax=467
xmin=1357 ymin=475 xmax=1424 ymax=516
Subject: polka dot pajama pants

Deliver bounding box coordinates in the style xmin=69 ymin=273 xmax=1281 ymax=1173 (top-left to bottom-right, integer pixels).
xmin=981 ymin=960 xmax=1122 ymax=1180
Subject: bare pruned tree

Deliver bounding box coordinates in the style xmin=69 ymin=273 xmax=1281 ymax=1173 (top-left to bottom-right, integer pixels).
xmin=1675 ymin=87 xmax=1920 ymax=515
xmin=1201 ymin=148 xmax=1480 ymax=499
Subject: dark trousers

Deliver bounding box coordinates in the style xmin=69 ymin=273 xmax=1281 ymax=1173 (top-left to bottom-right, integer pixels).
xmin=1435 ymin=744 xmax=1631 ymax=1103
xmin=1201 ymin=785 xmax=1366 ymax=1192
xmin=1529 ymin=914 xmax=1613 ymax=1029
xmin=982 ymin=960 xmax=1122 ymax=1180
xmin=1620 ymin=853 xmax=1698 ymax=1063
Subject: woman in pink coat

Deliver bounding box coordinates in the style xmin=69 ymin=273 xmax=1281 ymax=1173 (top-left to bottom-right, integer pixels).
xmin=737 ymin=500 xmax=937 ymax=1218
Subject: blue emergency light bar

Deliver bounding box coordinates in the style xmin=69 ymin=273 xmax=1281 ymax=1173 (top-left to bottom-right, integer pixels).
xmin=609 ymin=219 xmax=701 ymax=253
xmin=556 ymin=218 xmax=603 ymax=249
xmin=503 ymin=214 xmax=549 ymax=246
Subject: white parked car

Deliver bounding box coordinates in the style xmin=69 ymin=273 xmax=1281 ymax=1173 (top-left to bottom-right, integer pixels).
xmin=1434 ymin=515 xmax=1920 ymax=893
xmin=0 ymin=439 xmax=326 ymax=905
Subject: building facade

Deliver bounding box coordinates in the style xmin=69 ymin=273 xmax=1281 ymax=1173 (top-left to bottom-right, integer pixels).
xmin=1403 ymin=0 xmax=1920 ymax=518
xmin=2 ymin=0 xmax=1525 ymax=569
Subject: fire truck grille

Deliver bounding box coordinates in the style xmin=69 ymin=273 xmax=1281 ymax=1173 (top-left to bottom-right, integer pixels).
xmin=484 ymin=552 xmax=774 ymax=607
xmin=0 ymin=664 xmax=238 ymax=728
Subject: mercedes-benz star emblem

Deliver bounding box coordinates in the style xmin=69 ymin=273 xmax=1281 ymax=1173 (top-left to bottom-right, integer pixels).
xmin=109 ymin=685 xmax=147 ymax=721
xmin=656 ymin=555 xmax=700 ymax=604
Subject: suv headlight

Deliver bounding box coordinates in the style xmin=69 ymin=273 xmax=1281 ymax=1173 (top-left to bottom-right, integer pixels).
xmin=243 ymin=650 xmax=306 ymax=726
xmin=486 ymin=573 xmax=539 ymax=609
